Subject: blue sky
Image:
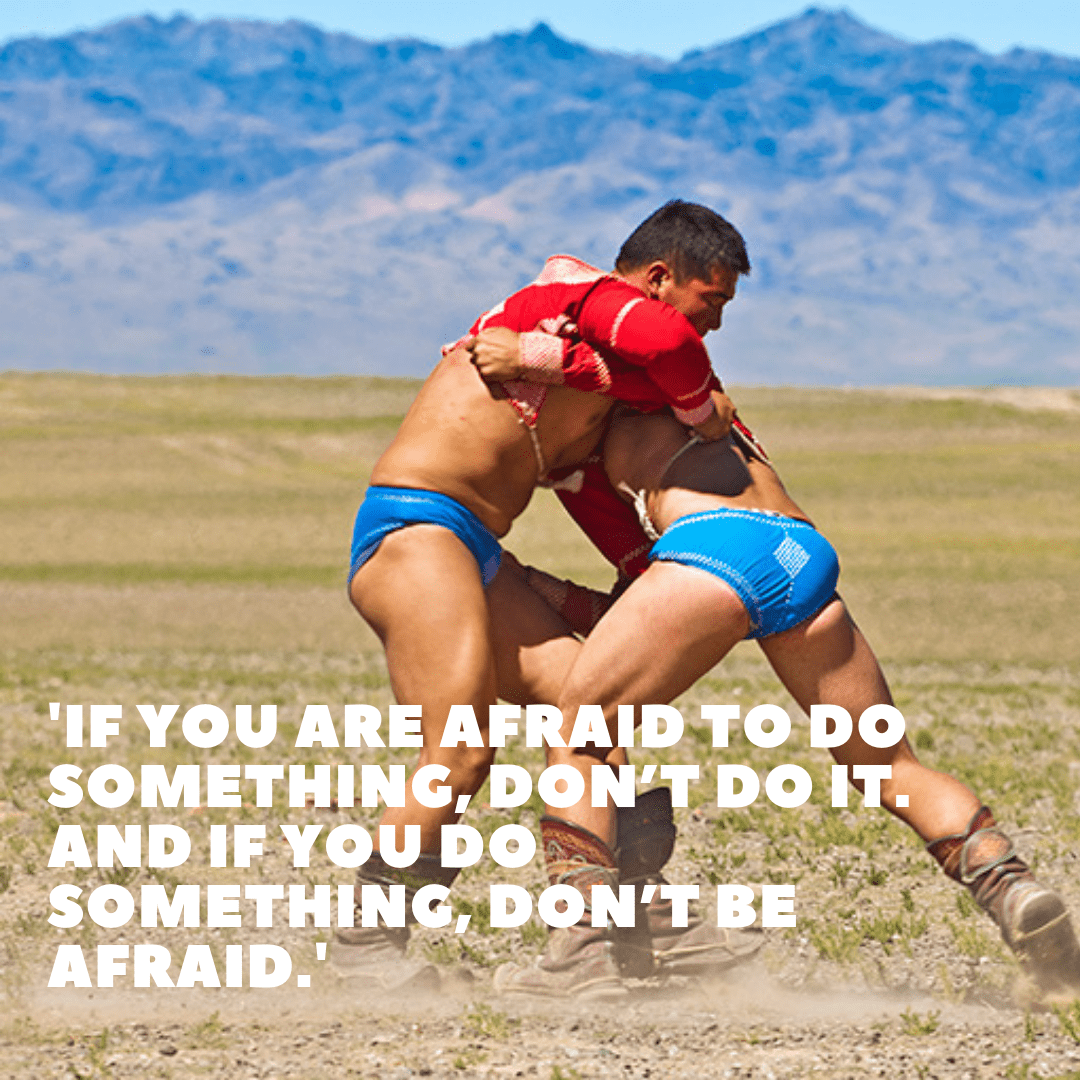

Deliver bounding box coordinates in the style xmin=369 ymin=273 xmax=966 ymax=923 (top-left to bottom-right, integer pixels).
xmin=2 ymin=1 xmax=1079 ymax=58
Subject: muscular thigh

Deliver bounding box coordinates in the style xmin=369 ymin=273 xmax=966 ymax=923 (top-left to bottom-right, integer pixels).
xmin=559 ymin=561 xmax=751 ymax=717
xmin=350 ymin=524 xmax=495 ymax=708
xmin=757 ymin=598 xmax=917 ymax=771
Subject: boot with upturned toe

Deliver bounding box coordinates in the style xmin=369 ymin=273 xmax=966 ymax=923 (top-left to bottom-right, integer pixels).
xmin=615 ymin=789 xmax=763 ymax=979
xmin=495 ymin=815 xmax=626 ymax=1000
xmin=494 ymin=924 xmax=626 ymax=1000
xmin=929 ymin=806 xmax=1080 ymax=1002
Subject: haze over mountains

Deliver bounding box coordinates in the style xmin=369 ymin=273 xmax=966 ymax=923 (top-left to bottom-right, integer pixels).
xmin=2 ymin=9 xmax=1078 ymax=383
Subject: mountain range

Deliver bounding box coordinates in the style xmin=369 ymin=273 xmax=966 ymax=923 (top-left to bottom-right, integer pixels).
xmin=2 ymin=8 xmax=1079 ymax=384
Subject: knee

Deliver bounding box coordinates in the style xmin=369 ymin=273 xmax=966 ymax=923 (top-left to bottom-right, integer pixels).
xmin=438 ymin=745 xmax=496 ymax=795
xmin=545 ymin=743 xmax=576 ymax=770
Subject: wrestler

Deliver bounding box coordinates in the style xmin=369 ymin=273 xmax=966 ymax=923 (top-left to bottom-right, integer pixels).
xmin=494 ymin=407 xmax=1080 ymax=1002
xmin=335 ymin=201 xmax=752 ymax=988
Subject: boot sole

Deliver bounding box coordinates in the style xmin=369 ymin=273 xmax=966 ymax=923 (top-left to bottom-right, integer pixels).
xmin=1009 ymin=891 xmax=1080 ymax=998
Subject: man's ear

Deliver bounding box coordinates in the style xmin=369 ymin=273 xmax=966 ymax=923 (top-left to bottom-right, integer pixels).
xmin=643 ymin=260 xmax=676 ymax=298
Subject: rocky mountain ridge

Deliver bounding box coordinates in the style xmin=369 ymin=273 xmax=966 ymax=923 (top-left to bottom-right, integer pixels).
xmin=1 ymin=8 xmax=1077 ymax=382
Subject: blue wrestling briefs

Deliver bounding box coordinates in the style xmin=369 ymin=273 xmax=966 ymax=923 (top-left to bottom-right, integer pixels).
xmin=348 ymin=486 xmax=503 ymax=588
xmin=649 ymin=508 xmax=839 ymax=639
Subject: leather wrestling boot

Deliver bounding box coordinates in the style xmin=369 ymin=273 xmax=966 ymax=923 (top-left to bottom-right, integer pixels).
xmin=494 ymin=816 xmax=626 ymax=1000
xmin=615 ymin=788 xmax=763 ymax=979
xmin=332 ymin=851 xmax=456 ymax=992
xmin=929 ymin=806 xmax=1080 ymax=1001
xmin=643 ymin=877 xmax=764 ymax=976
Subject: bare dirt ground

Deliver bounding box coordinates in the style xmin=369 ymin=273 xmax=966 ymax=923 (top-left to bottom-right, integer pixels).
xmin=9 ymin=979 xmax=1080 ymax=1080
xmin=3 ymin=655 xmax=1079 ymax=1079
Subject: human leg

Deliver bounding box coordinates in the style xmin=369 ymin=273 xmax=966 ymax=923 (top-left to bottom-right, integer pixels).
xmin=549 ymin=560 xmax=750 ymax=844
xmin=496 ymin=562 xmax=752 ymax=995
xmin=485 ymin=553 xmax=583 ymax=709
xmin=757 ymin=597 xmax=979 ymax=839
xmin=336 ymin=521 xmax=500 ymax=986
xmin=351 ymin=523 xmax=500 ymax=849
xmin=555 ymin=563 xmax=755 ymax=980
xmin=486 ymin=556 xmax=629 ymax=997
xmin=759 ymin=598 xmax=1080 ymax=999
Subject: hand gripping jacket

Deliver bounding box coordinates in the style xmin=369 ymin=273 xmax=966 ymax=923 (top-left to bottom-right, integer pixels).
xmin=447 ymin=255 xmax=720 ymax=428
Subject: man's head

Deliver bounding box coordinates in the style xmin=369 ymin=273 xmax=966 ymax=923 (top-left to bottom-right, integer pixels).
xmin=615 ymin=200 xmax=750 ymax=335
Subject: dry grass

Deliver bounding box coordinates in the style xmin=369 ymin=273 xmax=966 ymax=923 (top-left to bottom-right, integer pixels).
xmin=2 ymin=374 xmax=1078 ymax=666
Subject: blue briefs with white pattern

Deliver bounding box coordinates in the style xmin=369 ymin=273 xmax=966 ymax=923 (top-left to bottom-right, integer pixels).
xmin=649 ymin=508 xmax=839 ymax=639
xmin=348 ymin=486 xmax=503 ymax=589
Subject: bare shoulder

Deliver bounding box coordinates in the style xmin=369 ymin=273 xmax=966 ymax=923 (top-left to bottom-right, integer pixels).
xmin=605 ymin=412 xmax=689 ymax=491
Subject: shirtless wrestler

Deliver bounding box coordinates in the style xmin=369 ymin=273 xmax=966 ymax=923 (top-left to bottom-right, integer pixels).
xmin=494 ymin=408 xmax=1080 ymax=1002
xmin=334 ymin=201 xmax=752 ymax=987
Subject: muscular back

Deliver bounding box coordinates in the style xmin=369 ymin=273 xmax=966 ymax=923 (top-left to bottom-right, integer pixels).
xmin=371 ymin=350 xmax=612 ymax=536
xmin=604 ymin=411 xmax=809 ymax=533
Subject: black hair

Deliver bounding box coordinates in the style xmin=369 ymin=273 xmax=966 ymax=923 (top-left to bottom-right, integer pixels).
xmin=615 ymin=200 xmax=751 ymax=281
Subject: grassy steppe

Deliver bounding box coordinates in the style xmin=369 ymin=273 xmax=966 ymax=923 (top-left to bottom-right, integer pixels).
xmin=2 ymin=373 xmax=1078 ymax=663
xmin=1 ymin=374 xmax=1080 ymax=1077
